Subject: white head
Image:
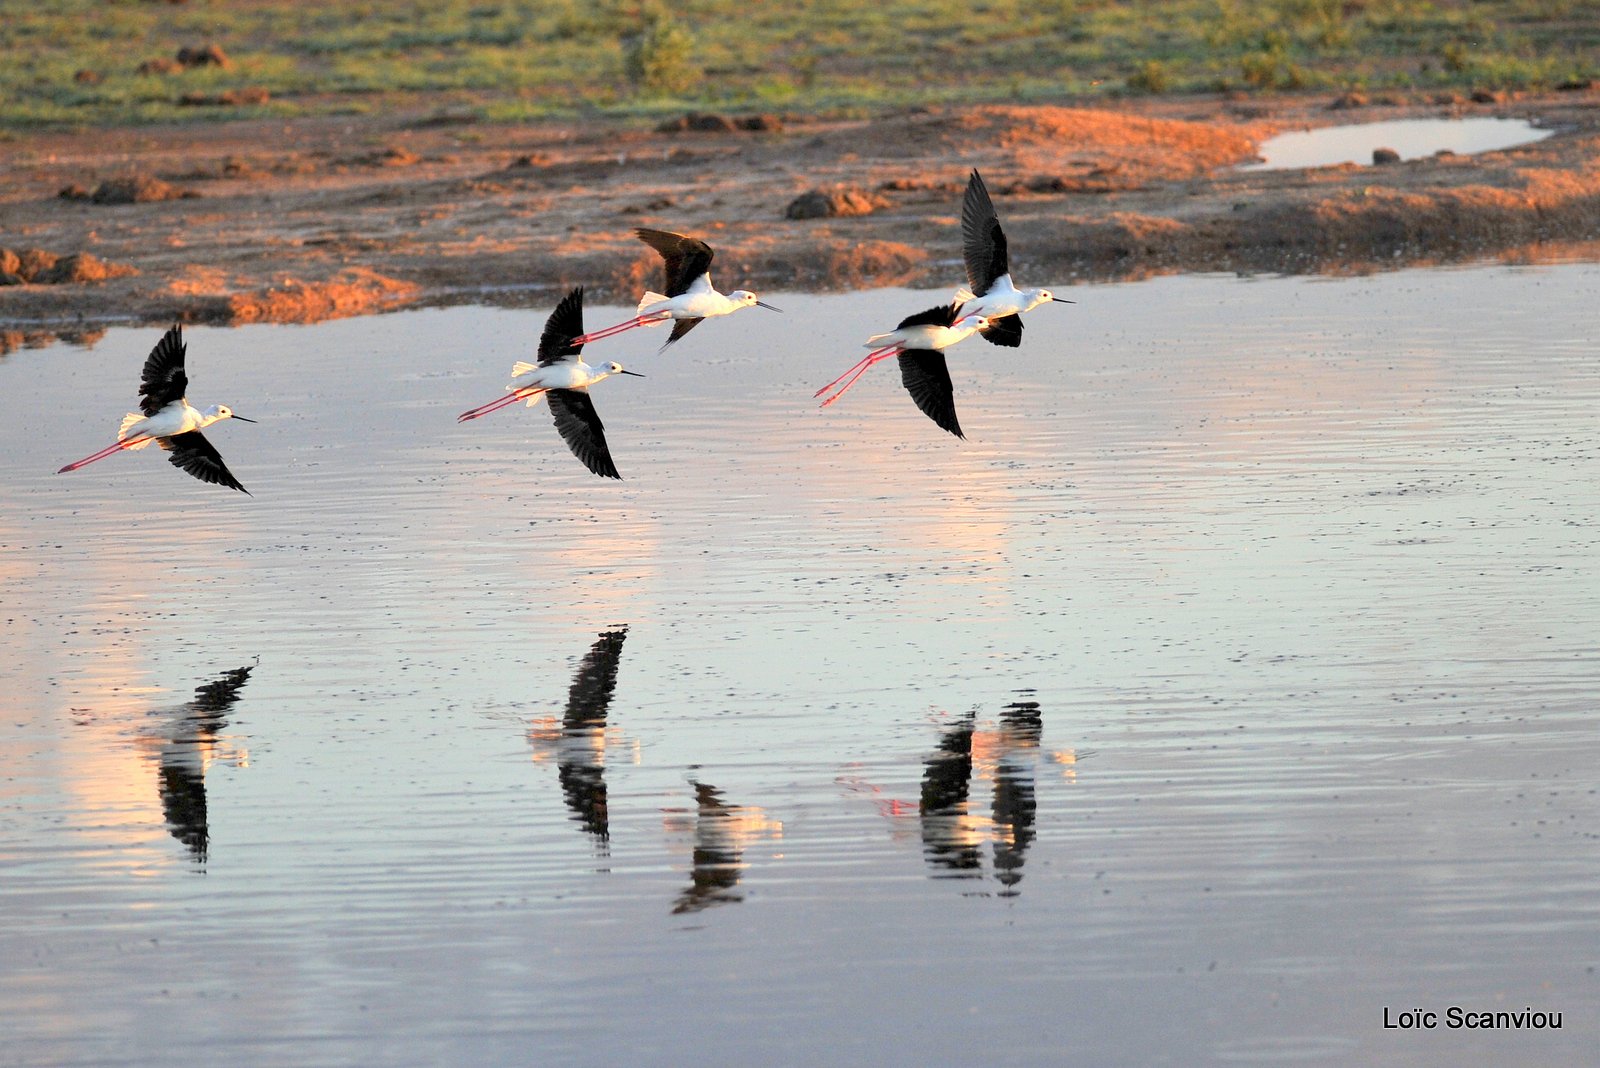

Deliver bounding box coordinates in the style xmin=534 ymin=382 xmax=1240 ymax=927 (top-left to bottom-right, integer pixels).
xmin=204 ymin=404 xmax=256 ymax=425
xmin=604 ymin=362 xmax=645 ymax=381
xmin=955 ymin=314 xmax=992 ymax=336
xmin=1025 ymin=287 xmax=1073 ymax=311
xmin=732 ymin=290 xmax=782 ymax=313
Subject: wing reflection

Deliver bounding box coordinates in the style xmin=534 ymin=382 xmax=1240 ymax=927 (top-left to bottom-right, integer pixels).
xmin=148 ymin=663 xmax=254 ymax=864
xmin=527 ymin=627 xmax=629 ymax=853
xmin=858 ymin=692 xmax=1067 ymax=896
xmin=666 ymin=781 xmax=783 ymax=916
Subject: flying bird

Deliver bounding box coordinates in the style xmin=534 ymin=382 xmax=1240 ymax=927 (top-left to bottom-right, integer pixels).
xmin=814 ymin=303 xmax=988 ymax=435
xmin=57 ymin=324 xmax=256 ymax=493
xmin=457 ymin=286 xmax=643 ymax=479
xmin=570 ymin=228 xmax=780 ymax=348
xmin=955 ymin=169 xmax=1072 ymax=347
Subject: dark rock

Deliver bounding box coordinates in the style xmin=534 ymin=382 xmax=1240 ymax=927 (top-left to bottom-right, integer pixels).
xmin=737 ymin=114 xmax=782 ymax=132
xmin=1372 ymin=147 xmax=1401 ymax=165
xmin=784 ymin=186 xmax=885 ymax=220
xmin=1329 ymin=91 xmax=1368 ymax=110
xmin=58 ymin=184 xmax=93 ymax=200
xmin=1470 ymin=88 xmax=1505 ymax=104
xmin=0 ymin=273 xmax=26 ymax=287
xmin=90 ymin=175 xmax=192 ymax=203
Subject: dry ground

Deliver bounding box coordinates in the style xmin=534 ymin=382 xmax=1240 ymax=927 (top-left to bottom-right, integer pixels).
xmin=4 ymin=88 xmax=1600 ymax=348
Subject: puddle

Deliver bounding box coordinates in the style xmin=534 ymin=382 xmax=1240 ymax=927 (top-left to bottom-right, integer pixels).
xmin=1 ymin=266 xmax=1598 ymax=1065
xmin=1246 ymin=117 xmax=1552 ymax=169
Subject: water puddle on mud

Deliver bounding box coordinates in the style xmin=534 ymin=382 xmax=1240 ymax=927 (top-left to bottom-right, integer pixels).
xmin=1 ymin=263 xmax=1598 ymax=1065
xmin=1247 ymin=116 xmax=1552 ymax=169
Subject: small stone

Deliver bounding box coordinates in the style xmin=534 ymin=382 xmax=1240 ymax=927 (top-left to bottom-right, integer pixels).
xmin=1372 ymin=147 xmax=1401 ymax=165
xmin=784 ymin=186 xmax=884 ymax=220
xmin=177 ymin=44 xmax=230 ymax=69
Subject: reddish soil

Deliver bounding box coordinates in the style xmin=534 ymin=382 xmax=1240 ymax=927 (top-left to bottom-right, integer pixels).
xmin=4 ymin=88 xmax=1600 ymax=345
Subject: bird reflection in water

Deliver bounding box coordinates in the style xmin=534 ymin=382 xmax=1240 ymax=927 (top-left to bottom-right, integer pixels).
xmin=848 ymin=693 xmax=1073 ymax=896
xmin=662 ymin=780 xmax=783 ymax=915
xmin=524 ymin=627 xmax=634 ymax=856
xmin=141 ymin=662 xmax=255 ymax=865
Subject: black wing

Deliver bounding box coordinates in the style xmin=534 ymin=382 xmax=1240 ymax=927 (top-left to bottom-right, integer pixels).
xmin=563 ymin=628 xmax=628 ymax=730
xmin=665 ymin=317 xmax=704 ymax=345
xmin=138 ymin=324 xmax=189 ymax=416
xmin=160 ymin=430 xmax=250 ymax=493
xmin=191 ymin=665 xmax=255 ymax=714
xmin=961 ymin=169 xmax=1009 ymax=297
xmin=635 ymin=228 xmax=714 ymax=297
xmin=896 ymin=303 xmax=961 ymax=331
xmin=546 ymin=388 xmax=621 ymax=479
xmin=538 ymin=286 xmax=586 ymax=365
xmin=980 ymin=312 xmax=1023 ymax=348
xmin=898 ymin=349 xmax=964 ymax=439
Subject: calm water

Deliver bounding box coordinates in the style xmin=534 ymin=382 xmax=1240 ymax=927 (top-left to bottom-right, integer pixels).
xmin=1247 ymin=117 xmax=1552 ymax=169
xmin=2 ymin=266 xmax=1597 ymax=1066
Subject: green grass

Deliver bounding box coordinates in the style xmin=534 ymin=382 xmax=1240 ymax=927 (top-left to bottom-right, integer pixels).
xmin=2 ymin=0 xmax=1597 ymax=130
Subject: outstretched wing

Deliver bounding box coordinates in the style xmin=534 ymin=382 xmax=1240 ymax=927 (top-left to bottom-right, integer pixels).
xmin=896 ymin=303 xmax=960 ymax=331
xmin=961 ymin=169 xmax=1009 ymax=297
xmin=665 ymin=317 xmax=704 ymax=345
xmin=160 ymin=431 xmax=250 ymax=493
xmin=635 ymin=228 xmax=714 ymax=297
xmin=898 ymin=349 xmax=964 ymax=439
xmin=538 ymin=287 xmax=586 ymax=365
xmin=139 ymin=324 xmax=189 ymax=416
xmin=980 ymin=312 xmax=1023 ymax=348
xmin=564 ymin=628 xmax=629 ymax=730
xmin=547 ymin=389 xmax=621 ymax=479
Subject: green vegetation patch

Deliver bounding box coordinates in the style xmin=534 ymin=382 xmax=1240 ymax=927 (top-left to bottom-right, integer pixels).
xmin=2 ymin=0 xmax=1596 ymax=130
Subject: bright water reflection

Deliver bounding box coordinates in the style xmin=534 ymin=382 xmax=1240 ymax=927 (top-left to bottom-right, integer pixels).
xmin=1247 ymin=117 xmax=1552 ymax=169
xmin=1 ymin=264 xmax=1597 ymax=1065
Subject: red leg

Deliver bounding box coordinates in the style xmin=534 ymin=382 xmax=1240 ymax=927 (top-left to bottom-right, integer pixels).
xmin=814 ymin=345 xmax=898 ymax=398
xmin=572 ymin=311 xmax=670 ymax=345
xmin=458 ymin=387 xmax=544 ymax=422
xmin=58 ymin=435 xmax=149 ymax=474
xmin=816 ymin=349 xmax=899 ymax=408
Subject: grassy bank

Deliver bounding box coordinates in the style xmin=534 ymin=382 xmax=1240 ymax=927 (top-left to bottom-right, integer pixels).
xmin=3 ymin=0 xmax=1598 ymax=130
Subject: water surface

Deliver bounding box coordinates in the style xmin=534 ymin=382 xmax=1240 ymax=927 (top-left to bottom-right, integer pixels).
xmin=2 ymin=266 xmax=1597 ymax=1065
xmin=1248 ymin=117 xmax=1552 ymax=169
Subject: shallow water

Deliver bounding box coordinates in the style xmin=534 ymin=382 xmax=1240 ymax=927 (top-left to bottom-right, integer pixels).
xmin=1247 ymin=117 xmax=1552 ymax=169
xmin=2 ymin=265 xmax=1598 ymax=1065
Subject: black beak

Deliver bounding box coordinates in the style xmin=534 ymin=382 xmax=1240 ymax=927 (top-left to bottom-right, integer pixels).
xmin=1051 ymin=297 xmax=1075 ymax=304
xmin=231 ymin=415 xmax=258 ymax=422
xmin=756 ymin=300 xmax=782 ymax=312
xmin=618 ymin=369 xmax=646 ymax=377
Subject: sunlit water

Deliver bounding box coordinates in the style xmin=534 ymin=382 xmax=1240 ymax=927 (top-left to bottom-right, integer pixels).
xmin=1247 ymin=117 xmax=1552 ymax=169
xmin=2 ymin=266 xmax=1597 ymax=1065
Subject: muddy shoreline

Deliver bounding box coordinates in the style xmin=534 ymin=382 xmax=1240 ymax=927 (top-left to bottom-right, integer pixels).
xmin=4 ymin=89 xmax=1600 ymax=340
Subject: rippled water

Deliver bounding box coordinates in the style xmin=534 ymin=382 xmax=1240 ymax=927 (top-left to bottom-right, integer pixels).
xmin=1247 ymin=117 xmax=1552 ymax=169
xmin=2 ymin=265 xmax=1597 ymax=1065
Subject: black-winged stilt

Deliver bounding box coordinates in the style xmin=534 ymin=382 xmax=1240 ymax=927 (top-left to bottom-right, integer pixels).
xmin=814 ymin=303 xmax=989 ymax=434
xmin=571 ymin=228 xmax=780 ymax=348
xmin=956 ymin=169 xmax=1072 ymax=347
xmin=456 ymin=286 xmax=644 ymax=480
xmin=57 ymin=324 xmax=256 ymax=493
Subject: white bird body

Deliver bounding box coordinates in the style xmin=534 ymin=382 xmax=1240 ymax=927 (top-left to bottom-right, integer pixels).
xmin=864 ymin=313 xmax=990 ymax=354
xmin=117 ymin=402 xmax=236 ymax=449
xmin=505 ymin=357 xmax=628 ymax=405
xmin=953 ymin=274 xmax=1059 ymax=321
xmin=636 ymin=273 xmax=765 ymax=324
